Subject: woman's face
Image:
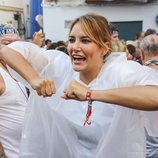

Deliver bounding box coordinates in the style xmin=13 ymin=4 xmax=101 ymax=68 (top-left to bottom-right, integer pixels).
xmin=67 ymin=23 xmax=106 ymax=73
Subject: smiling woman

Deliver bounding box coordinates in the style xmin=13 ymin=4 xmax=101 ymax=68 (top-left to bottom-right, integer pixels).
xmin=68 ymin=23 xmax=108 ymax=83
xmin=68 ymin=14 xmax=111 ymax=84
xmin=1 ymin=13 xmax=158 ymax=158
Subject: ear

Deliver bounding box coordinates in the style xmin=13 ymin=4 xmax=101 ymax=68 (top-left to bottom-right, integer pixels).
xmin=101 ymin=42 xmax=110 ymax=57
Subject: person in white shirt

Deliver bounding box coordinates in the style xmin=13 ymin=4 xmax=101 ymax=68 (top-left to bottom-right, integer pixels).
xmin=1 ymin=14 xmax=158 ymax=158
xmin=0 ymin=23 xmax=28 ymax=158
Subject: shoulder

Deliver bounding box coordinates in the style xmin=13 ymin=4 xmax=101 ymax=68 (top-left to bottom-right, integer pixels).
xmin=43 ymin=50 xmax=71 ymax=72
xmin=111 ymin=60 xmax=143 ymax=76
xmin=7 ymin=41 xmax=43 ymax=53
xmin=109 ymin=61 xmax=154 ymax=87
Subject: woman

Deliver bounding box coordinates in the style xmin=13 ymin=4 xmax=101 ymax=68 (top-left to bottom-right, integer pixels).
xmin=1 ymin=13 xmax=158 ymax=158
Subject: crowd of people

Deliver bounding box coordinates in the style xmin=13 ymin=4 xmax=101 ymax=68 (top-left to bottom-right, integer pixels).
xmin=0 ymin=13 xmax=158 ymax=158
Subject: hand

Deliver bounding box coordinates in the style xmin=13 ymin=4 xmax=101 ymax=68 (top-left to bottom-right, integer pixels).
xmin=33 ymin=32 xmax=44 ymax=47
xmin=30 ymin=77 xmax=56 ymax=97
xmin=62 ymin=80 xmax=88 ymax=101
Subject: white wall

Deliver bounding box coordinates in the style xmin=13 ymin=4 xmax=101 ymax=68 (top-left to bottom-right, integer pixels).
xmin=0 ymin=0 xmax=24 ymax=27
xmin=0 ymin=10 xmax=14 ymax=24
xmin=43 ymin=4 xmax=158 ymax=42
xmin=23 ymin=0 xmax=31 ymax=38
xmin=0 ymin=0 xmax=23 ymax=8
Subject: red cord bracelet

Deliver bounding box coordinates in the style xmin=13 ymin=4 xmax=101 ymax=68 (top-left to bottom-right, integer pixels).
xmin=83 ymin=89 xmax=93 ymax=126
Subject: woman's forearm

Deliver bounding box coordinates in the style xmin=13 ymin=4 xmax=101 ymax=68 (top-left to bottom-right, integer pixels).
xmin=0 ymin=46 xmax=41 ymax=85
xmin=92 ymin=86 xmax=158 ymax=111
xmin=0 ymin=46 xmax=55 ymax=96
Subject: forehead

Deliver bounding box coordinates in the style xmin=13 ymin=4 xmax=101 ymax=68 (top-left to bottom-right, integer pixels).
xmin=1 ymin=33 xmax=19 ymax=38
xmin=69 ymin=23 xmax=86 ymax=36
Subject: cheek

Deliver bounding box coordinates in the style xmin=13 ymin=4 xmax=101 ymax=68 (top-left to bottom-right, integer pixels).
xmin=67 ymin=45 xmax=71 ymax=55
xmin=88 ymin=52 xmax=94 ymax=59
xmin=87 ymin=47 xmax=101 ymax=59
xmin=12 ymin=35 xmax=20 ymax=40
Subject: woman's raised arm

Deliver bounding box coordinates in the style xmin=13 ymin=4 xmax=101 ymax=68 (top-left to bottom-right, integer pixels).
xmin=63 ymin=80 xmax=158 ymax=111
xmin=0 ymin=44 xmax=55 ymax=97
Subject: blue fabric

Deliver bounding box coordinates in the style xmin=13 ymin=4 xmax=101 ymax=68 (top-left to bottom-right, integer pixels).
xmin=30 ymin=0 xmax=43 ymax=37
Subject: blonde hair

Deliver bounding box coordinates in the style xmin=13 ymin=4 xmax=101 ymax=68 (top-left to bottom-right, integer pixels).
xmin=69 ymin=13 xmax=112 ymax=49
xmin=111 ymin=40 xmax=126 ymax=52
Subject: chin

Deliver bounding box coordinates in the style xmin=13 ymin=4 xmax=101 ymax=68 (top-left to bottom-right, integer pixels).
xmin=73 ymin=67 xmax=81 ymax=72
xmin=72 ymin=65 xmax=84 ymax=72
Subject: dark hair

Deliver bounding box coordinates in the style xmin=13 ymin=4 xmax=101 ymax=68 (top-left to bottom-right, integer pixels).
xmin=127 ymin=44 xmax=136 ymax=58
xmin=144 ymin=28 xmax=156 ymax=37
xmin=45 ymin=39 xmax=51 ymax=45
xmin=136 ymin=32 xmax=144 ymax=40
xmin=47 ymin=42 xmax=57 ymax=50
xmin=110 ymin=24 xmax=119 ymax=35
xmin=56 ymin=47 xmax=68 ymax=55
xmin=57 ymin=41 xmax=66 ymax=47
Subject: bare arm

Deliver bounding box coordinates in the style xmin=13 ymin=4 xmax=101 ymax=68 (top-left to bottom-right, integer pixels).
xmin=92 ymin=86 xmax=158 ymax=111
xmin=0 ymin=46 xmax=55 ymax=96
xmin=63 ymin=80 xmax=158 ymax=111
xmin=0 ymin=142 xmax=7 ymax=158
xmin=1 ymin=46 xmax=40 ymax=84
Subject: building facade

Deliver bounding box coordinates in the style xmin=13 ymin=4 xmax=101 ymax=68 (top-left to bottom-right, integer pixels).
xmin=42 ymin=0 xmax=158 ymax=41
xmin=0 ymin=0 xmax=25 ymax=36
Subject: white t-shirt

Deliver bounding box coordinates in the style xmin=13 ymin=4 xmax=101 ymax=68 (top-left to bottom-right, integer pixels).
xmin=0 ymin=67 xmax=28 ymax=158
xmin=7 ymin=41 xmax=158 ymax=158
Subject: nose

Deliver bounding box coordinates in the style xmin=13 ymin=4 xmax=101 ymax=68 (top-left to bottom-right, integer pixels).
xmin=73 ymin=40 xmax=81 ymax=51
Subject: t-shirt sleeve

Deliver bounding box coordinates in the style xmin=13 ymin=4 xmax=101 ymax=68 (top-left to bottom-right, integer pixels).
xmin=41 ymin=50 xmax=73 ymax=89
xmin=111 ymin=61 xmax=158 ymax=87
xmin=7 ymin=41 xmax=48 ymax=73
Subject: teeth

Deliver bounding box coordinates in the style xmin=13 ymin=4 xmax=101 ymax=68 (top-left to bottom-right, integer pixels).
xmin=73 ymin=55 xmax=82 ymax=58
xmin=72 ymin=55 xmax=86 ymax=61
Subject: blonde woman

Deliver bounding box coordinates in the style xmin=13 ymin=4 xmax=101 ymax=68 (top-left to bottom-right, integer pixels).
xmin=1 ymin=14 xmax=158 ymax=158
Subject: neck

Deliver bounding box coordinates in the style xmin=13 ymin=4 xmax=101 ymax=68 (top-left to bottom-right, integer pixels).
xmin=143 ymin=56 xmax=158 ymax=70
xmin=143 ymin=56 xmax=158 ymax=63
xmin=148 ymin=65 xmax=158 ymax=70
xmin=80 ymin=63 xmax=103 ymax=85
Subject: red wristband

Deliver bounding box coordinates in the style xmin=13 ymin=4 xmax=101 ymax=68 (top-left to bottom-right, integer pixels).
xmin=83 ymin=89 xmax=93 ymax=126
xmin=86 ymin=89 xmax=92 ymax=101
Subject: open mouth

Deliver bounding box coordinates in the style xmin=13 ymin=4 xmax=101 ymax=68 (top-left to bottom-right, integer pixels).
xmin=73 ymin=55 xmax=86 ymax=62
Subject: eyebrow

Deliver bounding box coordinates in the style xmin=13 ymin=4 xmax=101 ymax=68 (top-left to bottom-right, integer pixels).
xmin=68 ymin=35 xmax=89 ymax=39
